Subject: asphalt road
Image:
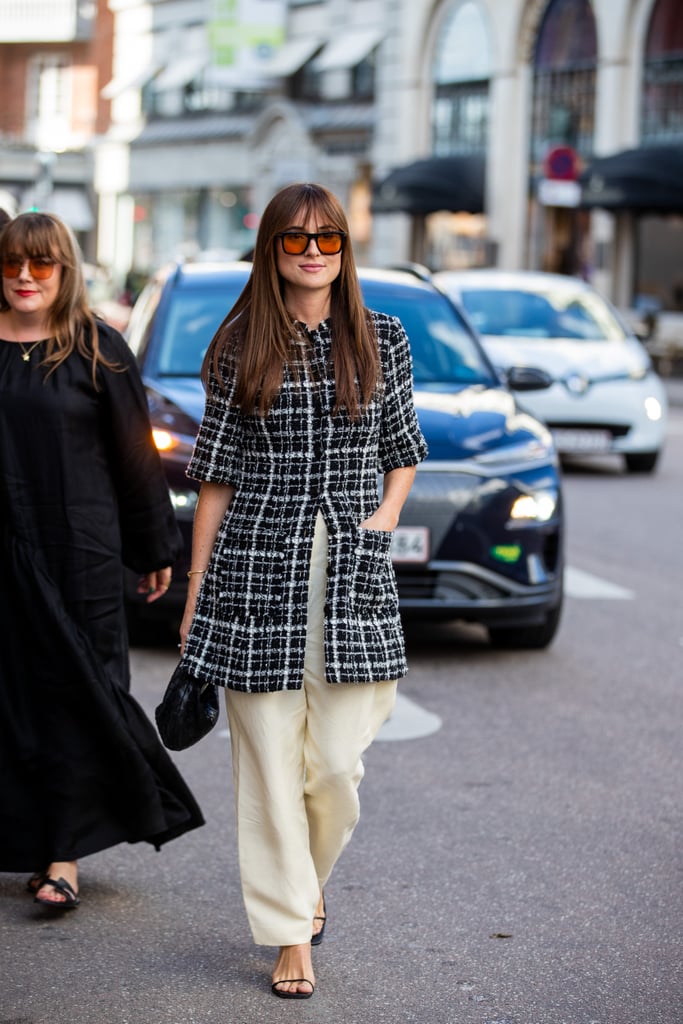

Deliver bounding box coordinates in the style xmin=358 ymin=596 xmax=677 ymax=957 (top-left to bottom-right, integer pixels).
xmin=2 ymin=390 xmax=681 ymax=1024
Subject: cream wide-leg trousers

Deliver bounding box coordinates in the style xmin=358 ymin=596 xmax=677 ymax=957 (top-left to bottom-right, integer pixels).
xmin=224 ymin=512 xmax=397 ymax=946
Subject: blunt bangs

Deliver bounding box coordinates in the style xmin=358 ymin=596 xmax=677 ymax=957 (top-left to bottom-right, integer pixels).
xmin=0 ymin=214 xmax=74 ymax=268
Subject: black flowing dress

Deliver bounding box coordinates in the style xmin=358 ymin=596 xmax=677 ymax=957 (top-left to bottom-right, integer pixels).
xmin=0 ymin=321 xmax=204 ymax=871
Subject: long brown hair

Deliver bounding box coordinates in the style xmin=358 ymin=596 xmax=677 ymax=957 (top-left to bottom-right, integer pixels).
xmin=0 ymin=212 xmax=116 ymax=384
xmin=203 ymin=183 xmax=380 ymax=420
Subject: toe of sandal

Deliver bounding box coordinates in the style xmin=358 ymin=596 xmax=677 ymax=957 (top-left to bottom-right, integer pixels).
xmin=34 ymin=876 xmax=80 ymax=909
xmin=26 ymin=871 xmax=47 ymax=895
xmin=271 ymin=979 xmax=315 ymax=1000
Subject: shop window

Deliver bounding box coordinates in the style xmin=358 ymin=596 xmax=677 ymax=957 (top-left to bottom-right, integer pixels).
xmin=528 ymin=0 xmax=597 ymax=274
xmin=422 ymin=3 xmax=493 ymax=268
xmin=530 ymin=67 xmax=596 ymax=165
xmin=290 ymin=53 xmax=374 ymax=103
xmin=433 ymin=81 xmax=489 ymax=155
xmin=641 ymin=0 xmax=683 ymax=143
xmin=431 ymin=1 xmax=491 ymax=155
xmin=290 ymin=62 xmax=323 ymax=101
xmin=531 ymin=0 xmax=597 ymax=165
xmin=352 ymin=52 xmax=376 ymax=101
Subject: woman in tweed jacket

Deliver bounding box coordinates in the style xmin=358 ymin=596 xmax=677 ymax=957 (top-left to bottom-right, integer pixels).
xmin=179 ymin=183 xmax=427 ymax=999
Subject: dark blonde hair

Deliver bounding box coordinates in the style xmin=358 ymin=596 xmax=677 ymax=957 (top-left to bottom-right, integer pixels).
xmin=203 ymin=182 xmax=380 ymax=420
xmin=0 ymin=211 xmax=115 ymax=383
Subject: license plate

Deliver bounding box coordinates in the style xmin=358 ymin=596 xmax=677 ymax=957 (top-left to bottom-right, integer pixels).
xmin=551 ymin=428 xmax=612 ymax=453
xmin=391 ymin=526 xmax=430 ymax=563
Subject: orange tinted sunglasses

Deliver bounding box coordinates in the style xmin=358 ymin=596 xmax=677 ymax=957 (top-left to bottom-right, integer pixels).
xmin=277 ymin=231 xmax=346 ymax=255
xmin=2 ymin=256 xmax=58 ymax=280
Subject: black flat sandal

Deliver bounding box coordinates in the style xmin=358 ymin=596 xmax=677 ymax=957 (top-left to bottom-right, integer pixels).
xmin=34 ymin=876 xmax=80 ymax=910
xmin=26 ymin=871 xmax=47 ymax=895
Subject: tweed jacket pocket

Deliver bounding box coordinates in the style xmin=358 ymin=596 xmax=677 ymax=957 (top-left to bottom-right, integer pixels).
xmin=344 ymin=528 xmax=398 ymax=617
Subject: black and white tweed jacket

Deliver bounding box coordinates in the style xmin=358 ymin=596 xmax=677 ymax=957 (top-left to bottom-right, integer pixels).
xmin=183 ymin=310 xmax=428 ymax=692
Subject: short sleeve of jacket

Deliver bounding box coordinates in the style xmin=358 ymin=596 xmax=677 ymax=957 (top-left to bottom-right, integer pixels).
xmin=376 ymin=313 xmax=429 ymax=472
xmin=186 ymin=366 xmax=243 ymax=485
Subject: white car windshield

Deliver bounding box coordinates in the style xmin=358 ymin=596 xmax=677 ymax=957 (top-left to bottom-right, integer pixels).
xmin=460 ymin=287 xmax=628 ymax=342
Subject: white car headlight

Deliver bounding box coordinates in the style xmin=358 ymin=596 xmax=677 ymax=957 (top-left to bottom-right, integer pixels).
xmin=644 ymin=396 xmax=663 ymax=421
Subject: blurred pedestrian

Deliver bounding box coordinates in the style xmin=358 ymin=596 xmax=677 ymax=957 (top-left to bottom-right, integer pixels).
xmin=179 ymin=182 xmax=427 ymax=998
xmin=0 ymin=212 xmax=204 ymax=910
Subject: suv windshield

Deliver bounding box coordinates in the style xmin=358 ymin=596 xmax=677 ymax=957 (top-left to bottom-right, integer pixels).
xmin=145 ymin=272 xmax=496 ymax=388
xmin=156 ymin=283 xmax=245 ymax=376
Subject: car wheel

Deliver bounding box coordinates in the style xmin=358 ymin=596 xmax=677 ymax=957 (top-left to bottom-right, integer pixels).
xmin=488 ymin=599 xmax=563 ymax=650
xmin=624 ymin=451 xmax=659 ymax=473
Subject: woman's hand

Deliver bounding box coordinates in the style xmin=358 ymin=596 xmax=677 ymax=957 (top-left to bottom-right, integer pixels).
xmin=359 ymin=507 xmax=399 ymax=532
xmin=137 ymin=566 xmax=173 ymax=603
xmin=360 ymin=466 xmax=417 ymax=532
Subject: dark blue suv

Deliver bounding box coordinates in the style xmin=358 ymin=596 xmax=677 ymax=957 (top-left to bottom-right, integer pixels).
xmin=125 ymin=261 xmax=564 ymax=648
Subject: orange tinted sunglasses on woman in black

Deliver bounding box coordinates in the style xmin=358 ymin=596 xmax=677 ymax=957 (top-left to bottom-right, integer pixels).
xmin=2 ymin=256 xmax=58 ymax=280
xmin=276 ymin=231 xmax=346 ymax=256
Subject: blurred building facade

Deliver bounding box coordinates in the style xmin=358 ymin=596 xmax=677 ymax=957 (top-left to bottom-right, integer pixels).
xmin=1 ymin=0 xmax=681 ymax=313
xmin=95 ymin=0 xmax=385 ymax=281
xmin=0 ymin=0 xmax=114 ymax=260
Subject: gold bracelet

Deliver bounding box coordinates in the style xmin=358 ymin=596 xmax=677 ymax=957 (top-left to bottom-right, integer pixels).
xmin=187 ymin=569 xmax=207 ymax=578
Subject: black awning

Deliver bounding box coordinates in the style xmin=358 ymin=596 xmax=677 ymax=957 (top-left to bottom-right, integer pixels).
xmin=579 ymin=145 xmax=683 ymax=214
xmin=372 ymin=154 xmax=486 ymax=215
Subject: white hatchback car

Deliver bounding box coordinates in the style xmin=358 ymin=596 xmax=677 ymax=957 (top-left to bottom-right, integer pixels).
xmin=434 ymin=269 xmax=668 ymax=473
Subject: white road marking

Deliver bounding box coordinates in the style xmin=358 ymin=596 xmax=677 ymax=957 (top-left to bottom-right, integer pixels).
xmin=215 ymin=567 xmax=631 ymax=749
xmin=377 ymin=691 xmax=442 ymax=741
xmin=564 ymin=566 xmax=634 ymax=599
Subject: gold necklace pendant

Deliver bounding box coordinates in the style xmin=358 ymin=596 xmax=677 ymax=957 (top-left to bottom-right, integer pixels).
xmin=18 ymin=340 xmax=43 ymax=362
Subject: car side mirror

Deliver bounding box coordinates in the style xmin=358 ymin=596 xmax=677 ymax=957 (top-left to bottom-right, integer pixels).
xmin=505 ymin=365 xmax=554 ymax=391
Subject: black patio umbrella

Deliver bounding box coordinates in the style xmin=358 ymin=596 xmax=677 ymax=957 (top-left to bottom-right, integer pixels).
xmin=579 ymin=145 xmax=683 ymax=214
xmin=372 ymin=154 xmax=486 ymax=215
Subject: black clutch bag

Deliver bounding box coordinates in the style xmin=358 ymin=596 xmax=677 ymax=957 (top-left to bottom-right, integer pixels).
xmin=155 ymin=662 xmax=220 ymax=751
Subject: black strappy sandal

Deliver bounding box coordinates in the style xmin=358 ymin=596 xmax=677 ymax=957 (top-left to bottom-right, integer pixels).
xmin=271 ymin=979 xmax=314 ymax=1000
xmin=34 ymin=876 xmax=80 ymax=910
xmin=311 ymin=892 xmax=327 ymax=946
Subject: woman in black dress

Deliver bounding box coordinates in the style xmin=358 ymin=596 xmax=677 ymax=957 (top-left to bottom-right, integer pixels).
xmin=0 ymin=212 xmax=203 ymax=909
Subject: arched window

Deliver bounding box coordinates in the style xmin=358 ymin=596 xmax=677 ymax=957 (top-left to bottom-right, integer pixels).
xmin=641 ymin=0 xmax=683 ymax=142
xmin=431 ymin=1 xmax=492 ymax=155
xmin=530 ymin=0 xmax=597 ymax=168
xmin=527 ymin=0 xmax=597 ymax=275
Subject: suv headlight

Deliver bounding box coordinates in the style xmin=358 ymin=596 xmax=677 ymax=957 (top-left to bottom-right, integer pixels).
xmin=152 ymin=428 xmax=195 ymax=458
xmin=509 ymin=488 xmax=558 ymax=523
